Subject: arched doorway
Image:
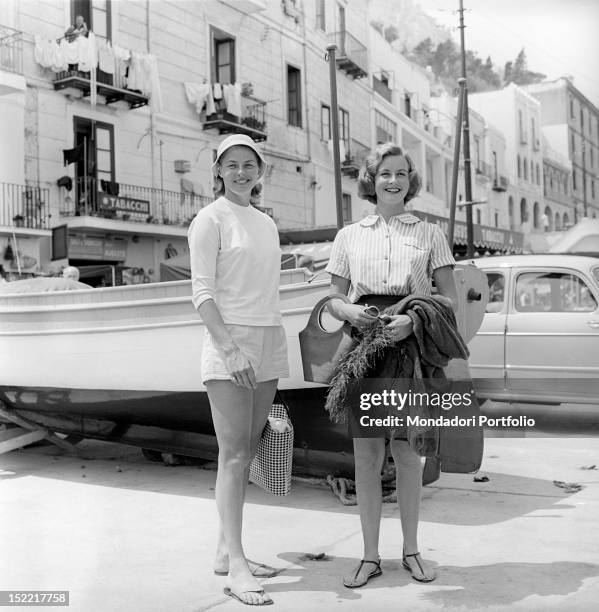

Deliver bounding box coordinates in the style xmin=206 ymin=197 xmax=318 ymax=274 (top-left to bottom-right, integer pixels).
xmin=520 ymin=198 xmax=528 ymax=226
xmin=508 ymin=196 xmax=514 ymax=230
xmin=543 ymin=205 xmax=552 ymax=231
xmin=554 ymin=212 xmax=560 ymax=230
xmin=563 ymin=212 xmax=570 ymax=227
xmin=533 ymin=202 xmax=540 ymax=229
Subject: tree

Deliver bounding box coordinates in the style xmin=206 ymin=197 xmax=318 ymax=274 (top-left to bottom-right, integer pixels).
xmin=504 ymin=48 xmax=546 ymax=86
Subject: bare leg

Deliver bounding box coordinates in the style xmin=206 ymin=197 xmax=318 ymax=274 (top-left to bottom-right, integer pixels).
xmin=343 ymin=437 xmax=386 ymax=587
xmin=390 ymin=438 xmax=436 ymax=581
xmin=213 ymin=380 xmax=278 ymax=576
xmin=207 ymin=379 xmax=277 ymax=604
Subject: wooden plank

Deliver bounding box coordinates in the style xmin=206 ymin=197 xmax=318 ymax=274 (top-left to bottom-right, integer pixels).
xmin=0 ymin=429 xmax=48 ymax=455
xmin=0 ymin=405 xmax=79 ymax=455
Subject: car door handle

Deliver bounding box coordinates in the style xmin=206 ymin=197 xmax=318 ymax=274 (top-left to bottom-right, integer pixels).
xmin=587 ymin=320 xmax=599 ymax=328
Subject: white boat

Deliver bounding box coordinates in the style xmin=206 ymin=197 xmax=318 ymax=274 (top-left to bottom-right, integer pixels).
xmin=0 ymin=265 xmax=488 ymax=475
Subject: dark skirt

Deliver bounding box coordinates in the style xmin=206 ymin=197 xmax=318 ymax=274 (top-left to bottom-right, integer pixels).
xmin=346 ymin=294 xmax=409 ymax=440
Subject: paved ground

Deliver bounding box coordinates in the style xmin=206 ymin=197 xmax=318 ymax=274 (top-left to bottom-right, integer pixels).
xmin=1 ymin=435 xmax=598 ymax=612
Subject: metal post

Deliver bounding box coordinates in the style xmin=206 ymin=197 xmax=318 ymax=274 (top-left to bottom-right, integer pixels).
xmin=448 ymin=78 xmax=466 ymax=250
xmin=582 ymin=143 xmax=588 ymax=217
xmin=159 ymin=139 xmax=165 ymax=221
xmin=458 ymin=0 xmax=475 ymax=257
xmin=326 ymin=44 xmax=344 ymax=230
xmin=83 ymin=135 xmax=88 ymax=216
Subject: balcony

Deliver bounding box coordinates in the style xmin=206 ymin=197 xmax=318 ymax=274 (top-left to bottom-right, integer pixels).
xmin=203 ymin=93 xmax=267 ymax=142
xmin=341 ymin=139 xmax=370 ymax=178
xmin=61 ymin=177 xmax=210 ymax=227
xmin=0 ymin=182 xmax=50 ymax=230
xmin=372 ymin=74 xmax=392 ymax=103
xmin=492 ymin=175 xmax=509 ymax=192
xmin=0 ymin=26 xmax=23 ymax=75
xmin=328 ymin=31 xmax=368 ymax=79
xmin=475 ymin=161 xmax=493 ymax=179
xmin=53 ymin=68 xmax=149 ymax=109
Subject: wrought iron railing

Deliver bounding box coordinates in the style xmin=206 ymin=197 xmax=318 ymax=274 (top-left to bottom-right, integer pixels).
xmin=208 ymin=92 xmax=267 ymax=133
xmin=0 ymin=182 xmax=51 ymax=229
xmin=0 ymin=26 xmax=24 ymax=75
xmin=63 ymin=177 xmax=210 ymax=225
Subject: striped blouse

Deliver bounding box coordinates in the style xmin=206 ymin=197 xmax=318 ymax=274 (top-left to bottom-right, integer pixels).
xmin=326 ymin=212 xmax=455 ymax=303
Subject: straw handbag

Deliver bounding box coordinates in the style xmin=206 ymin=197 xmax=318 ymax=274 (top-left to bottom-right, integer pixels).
xmin=299 ymin=293 xmax=358 ymax=384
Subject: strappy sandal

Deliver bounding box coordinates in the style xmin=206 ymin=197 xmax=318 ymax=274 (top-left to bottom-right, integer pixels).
xmin=402 ymin=552 xmax=436 ymax=583
xmin=343 ymin=557 xmax=382 ymax=588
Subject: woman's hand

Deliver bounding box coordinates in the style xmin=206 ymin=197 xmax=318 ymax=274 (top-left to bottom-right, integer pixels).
xmin=340 ymin=304 xmax=380 ymax=332
xmin=379 ymin=314 xmax=413 ymax=342
xmin=220 ymin=344 xmax=257 ymax=389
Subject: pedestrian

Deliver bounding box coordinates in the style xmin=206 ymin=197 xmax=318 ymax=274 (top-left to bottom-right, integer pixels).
xmin=324 ymin=142 xmax=461 ymax=587
xmin=62 ymin=265 xmax=80 ymax=281
xmin=64 ymin=14 xmax=88 ymax=42
xmin=188 ymin=133 xmax=288 ymax=606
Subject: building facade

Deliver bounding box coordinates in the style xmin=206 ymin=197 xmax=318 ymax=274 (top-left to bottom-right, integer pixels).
xmin=525 ymin=77 xmax=599 ymax=222
xmin=1 ymin=0 xmax=528 ymax=282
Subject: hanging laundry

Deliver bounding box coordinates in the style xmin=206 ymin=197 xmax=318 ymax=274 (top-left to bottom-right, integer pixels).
xmin=145 ymin=54 xmax=163 ymax=112
xmin=213 ymin=82 xmax=223 ymax=100
xmin=112 ymin=44 xmax=131 ymax=89
xmin=63 ymin=144 xmax=84 ymax=166
xmin=184 ymin=82 xmax=216 ymax=115
xmin=56 ymin=176 xmax=73 ymax=191
xmin=59 ymin=37 xmax=80 ymax=66
xmin=100 ymin=180 xmax=120 ymax=196
xmin=97 ymin=40 xmax=115 ymax=74
xmin=78 ymin=32 xmax=97 ymax=73
xmin=222 ymin=83 xmax=241 ymax=117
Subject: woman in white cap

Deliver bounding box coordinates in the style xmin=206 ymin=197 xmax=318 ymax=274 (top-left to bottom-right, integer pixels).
xmin=188 ymin=134 xmax=288 ymax=606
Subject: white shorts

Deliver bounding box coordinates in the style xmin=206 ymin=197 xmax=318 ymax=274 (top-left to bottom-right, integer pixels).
xmin=201 ymin=324 xmax=289 ymax=384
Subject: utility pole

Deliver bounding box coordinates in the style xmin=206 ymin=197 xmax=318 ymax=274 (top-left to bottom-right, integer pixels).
xmin=582 ymin=142 xmax=588 ymax=217
xmin=326 ymin=44 xmax=345 ymax=230
xmin=458 ymin=0 xmax=475 ymax=257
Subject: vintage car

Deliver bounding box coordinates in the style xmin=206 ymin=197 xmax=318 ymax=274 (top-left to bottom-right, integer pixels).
xmin=469 ymin=253 xmax=599 ymax=405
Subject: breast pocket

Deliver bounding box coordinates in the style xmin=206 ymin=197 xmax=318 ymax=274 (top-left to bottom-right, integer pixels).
xmin=402 ymin=239 xmax=430 ymax=265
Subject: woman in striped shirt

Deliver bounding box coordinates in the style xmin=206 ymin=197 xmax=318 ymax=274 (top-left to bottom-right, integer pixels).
xmin=325 ymin=143 xmax=458 ymax=587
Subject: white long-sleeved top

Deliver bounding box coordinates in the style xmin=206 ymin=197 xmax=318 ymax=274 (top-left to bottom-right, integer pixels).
xmin=187 ymin=197 xmax=282 ymax=325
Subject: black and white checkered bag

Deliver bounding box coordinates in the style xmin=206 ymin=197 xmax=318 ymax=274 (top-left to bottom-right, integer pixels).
xmin=249 ymin=403 xmax=293 ymax=496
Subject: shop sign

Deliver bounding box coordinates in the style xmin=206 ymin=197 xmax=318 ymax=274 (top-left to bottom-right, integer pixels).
xmin=68 ymin=235 xmax=127 ymax=261
xmin=417 ymin=212 xmax=524 ymax=250
xmin=98 ymin=193 xmax=150 ymax=217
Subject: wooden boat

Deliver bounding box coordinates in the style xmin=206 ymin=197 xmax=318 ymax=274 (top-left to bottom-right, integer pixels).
xmin=0 ymin=265 xmax=488 ymax=476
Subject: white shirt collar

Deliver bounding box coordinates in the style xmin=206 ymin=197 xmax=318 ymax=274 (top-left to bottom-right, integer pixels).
xmin=359 ymin=212 xmax=421 ymax=227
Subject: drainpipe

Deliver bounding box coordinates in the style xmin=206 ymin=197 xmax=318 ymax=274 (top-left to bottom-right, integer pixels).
xmin=146 ymin=0 xmax=156 ymax=193
xmin=300 ymin=15 xmax=315 ymax=227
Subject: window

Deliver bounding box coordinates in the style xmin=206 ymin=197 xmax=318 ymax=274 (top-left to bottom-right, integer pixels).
xmin=573 ymin=169 xmax=577 ymax=190
xmin=515 ymin=272 xmax=597 ymax=313
xmin=476 ymin=209 xmax=481 ymax=224
xmin=492 ymin=150 xmax=498 ymax=180
xmin=570 ymin=98 xmax=574 ymax=118
xmin=404 ymin=93 xmax=411 ymax=118
xmin=571 ymin=132 xmax=575 ymax=155
xmin=536 ymin=163 xmax=540 ymax=185
xmin=518 ymin=109 xmax=523 ymax=140
xmin=531 ymin=117 xmax=535 ymax=144
xmin=211 ymin=27 xmax=235 ymax=84
xmin=73 ymin=116 xmax=114 ymax=215
xmin=339 ymin=107 xmax=350 ymax=152
xmin=287 ymin=65 xmax=302 ymax=127
xmin=425 ymin=158 xmax=433 ymax=193
xmin=320 ymin=104 xmax=330 ymax=140
xmin=517 ymin=154 xmax=521 ymax=178
xmin=580 ymin=108 xmax=585 ymax=130
xmin=342 ymin=192 xmax=352 ymax=224
xmin=593 ymin=180 xmax=596 ymax=200
xmin=315 ymin=0 xmax=325 ymax=30
xmin=494 ymin=212 xmax=498 ymax=227
xmin=591 ymin=147 xmax=594 ymax=169
xmin=375 ymin=110 xmax=396 ymax=144
xmin=485 ymin=272 xmax=505 ymax=313
xmin=71 ymin=0 xmax=112 ymax=41
xmin=474 ymin=138 xmax=481 ymax=172
xmin=523 ymin=157 xmax=528 ymax=180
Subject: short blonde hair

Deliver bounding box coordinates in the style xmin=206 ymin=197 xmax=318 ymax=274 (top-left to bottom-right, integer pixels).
xmin=357 ymin=143 xmax=422 ymax=205
xmin=212 ymin=145 xmax=264 ymax=206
